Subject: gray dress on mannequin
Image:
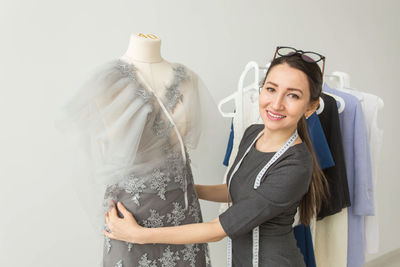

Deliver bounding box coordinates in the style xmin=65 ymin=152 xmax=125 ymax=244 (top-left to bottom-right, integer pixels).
xmin=100 ymin=59 xmax=212 ymax=267
xmin=219 ymin=124 xmax=313 ymax=267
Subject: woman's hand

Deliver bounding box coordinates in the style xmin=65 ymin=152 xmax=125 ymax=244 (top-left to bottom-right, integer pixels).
xmin=103 ymin=200 xmax=144 ymax=244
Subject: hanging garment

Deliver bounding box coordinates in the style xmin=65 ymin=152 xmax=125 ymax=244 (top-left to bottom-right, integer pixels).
xmin=219 ymin=124 xmax=313 ymax=266
xmin=323 ymin=83 xmax=374 ymax=267
xmin=335 ymin=88 xmax=384 ymax=254
xmin=306 ymin=112 xmax=335 ymax=170
xmin=360 ymin=93 xmax=383 ymax=254
xmin=317 ymin=93 xmax=351 ymax=218
xmin=306 ymin=111 xmax=335 ymax=246
xmin=55 ymin=59 xmax=220 ymax=267
xmin=293 ymin=224 xmax=317 ymax=267
xmin=314 ymin=93 xmax=351 ymax=267
xmin=314 ymin=208 xmax=348 ymax=267
xmin=223 ymin=119 xmax=234 ymax=167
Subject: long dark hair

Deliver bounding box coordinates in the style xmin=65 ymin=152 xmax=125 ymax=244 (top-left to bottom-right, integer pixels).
xmin=261 ymin=54 xmax=330 ymax=225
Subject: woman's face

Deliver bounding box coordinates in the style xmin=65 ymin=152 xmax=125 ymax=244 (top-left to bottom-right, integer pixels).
xmin=259 ymin=63 xmax=317 ymax=133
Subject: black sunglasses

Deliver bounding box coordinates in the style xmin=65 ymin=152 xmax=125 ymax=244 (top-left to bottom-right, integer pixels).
xmin=273 ymin=46 xmax=326 ymax=76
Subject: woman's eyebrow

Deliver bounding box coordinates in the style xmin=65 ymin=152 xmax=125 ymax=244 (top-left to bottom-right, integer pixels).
xmin=266 ymin=81 xmax=304 ymax=94
xmin=266 ymin=81 xmax=278 ymax=86
xmin=287 ymin=88 xmax=303 ymax=94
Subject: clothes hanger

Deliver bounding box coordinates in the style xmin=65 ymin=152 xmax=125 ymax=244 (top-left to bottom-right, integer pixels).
xmin=323 ymin=91 xmax=346 ymax=114
xmin=331 ymin=71 xmax=384 ymax=110
xmin=323 ymin=72 xmax=348 ymax=114
xmin=324 ymin=71 xmax=350 ymax=90
xmin=218 ymin=61 xmax=263 ymax=133
xmin=217 ymin=92 xmax=238 ymax=118
xmin=315 ymin=97 xmax=325 ymax=115
xmin=236 ymin=61 xmax=262 ymax=134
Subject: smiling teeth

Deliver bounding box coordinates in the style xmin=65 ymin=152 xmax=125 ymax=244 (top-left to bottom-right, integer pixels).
xmin=267 ymin=111 xmax=285 ymax=118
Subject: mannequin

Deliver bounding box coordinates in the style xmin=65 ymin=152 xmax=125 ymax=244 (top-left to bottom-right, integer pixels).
xmin=120 ymin=34 xmax=170 ymax=96
xmin=56 ymin=32 xmax=216 ymax=267
xmin=96 ymin=33 xmax=211 ymax=266
xmin=119 ymin=33 xmax=190 ymax=143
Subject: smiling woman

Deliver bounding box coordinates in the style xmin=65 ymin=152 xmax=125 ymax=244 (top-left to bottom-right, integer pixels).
xmin=103 ymin=48 xmax=330 ymax=267
xmin=256 ymin=63 xmax=315 ymax=151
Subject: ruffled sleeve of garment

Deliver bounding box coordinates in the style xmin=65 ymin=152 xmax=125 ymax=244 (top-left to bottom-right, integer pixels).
xmin=178 ymin=66 xmax=225 ymax=170
xmin=54 ymin=59 xmax=155 ymax=233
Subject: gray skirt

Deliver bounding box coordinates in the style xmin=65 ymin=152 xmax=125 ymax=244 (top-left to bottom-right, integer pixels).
xmin=102 ymin=156 xmax=211 ymax=267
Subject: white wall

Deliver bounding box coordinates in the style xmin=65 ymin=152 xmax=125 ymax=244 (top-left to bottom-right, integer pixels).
xmin=0 ymin=0 xmax=399 ymax=266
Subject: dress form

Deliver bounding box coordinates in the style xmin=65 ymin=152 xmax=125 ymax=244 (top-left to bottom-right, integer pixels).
xmin=120 ymin=33 xmax=173 ymax=99
xmin=119 ymin=33 xmax=188 ymax=137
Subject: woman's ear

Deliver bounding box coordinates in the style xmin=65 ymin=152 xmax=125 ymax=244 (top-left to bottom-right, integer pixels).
xmin=304 ymin=98 xmax=320 ymax=118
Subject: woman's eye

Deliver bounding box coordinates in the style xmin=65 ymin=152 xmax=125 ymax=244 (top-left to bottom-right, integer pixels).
xmin=266 ymin=87 xmax=275 ymax=92
xmin=289 ymin=94 xmax=300 ymax=99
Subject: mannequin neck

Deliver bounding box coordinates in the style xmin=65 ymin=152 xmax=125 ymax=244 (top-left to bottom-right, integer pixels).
xmin=122 ymin=33 xmax=163 ymax=63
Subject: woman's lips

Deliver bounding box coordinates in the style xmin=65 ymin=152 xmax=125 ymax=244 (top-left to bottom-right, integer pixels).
xmin=266 ymin=110 xmax=286 ymax=121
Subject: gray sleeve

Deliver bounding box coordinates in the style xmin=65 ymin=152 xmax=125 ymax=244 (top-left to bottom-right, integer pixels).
xmin=219 ymin=157 xmax=313 ymax=239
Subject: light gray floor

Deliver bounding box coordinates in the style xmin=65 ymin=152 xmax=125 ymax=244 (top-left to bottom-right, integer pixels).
xmin=365 ymin=249 xmax=400 ymax=267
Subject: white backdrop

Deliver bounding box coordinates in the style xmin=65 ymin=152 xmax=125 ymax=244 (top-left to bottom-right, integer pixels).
xmin=0 ymin=0 xmax=399 ymax=266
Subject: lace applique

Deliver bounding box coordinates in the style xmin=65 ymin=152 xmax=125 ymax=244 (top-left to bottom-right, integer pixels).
xmin=158 ymin=246 xmax=180 ymax=267
xmin=150 ymin=169 xmax=170 ymax=200
xmin=116 ymin=60 xmax=155 ymax=103
xmin=104 ymin=184 xmax=120 ymax=198
xmin=118 ymin=175 xmax=147 ymax=206
xmin=165 ymin=64 xmax=188 ymax=113
xmin=138 ymin=253 xmax=157 ymax=267
xmin=204 ymin=244 xmax=212 ymax=267
xmin=136 ymin=86 xmax=156 ymax=103
xmin=142 ymin=209 xmax=165 ymax=228
xmin=163 ymin=145 xmax=186 ymax=191
xmin=103 ymin=223 xmax=112 ymax=253
xmin=174 ymin=170 xmax=186 ymax=192
xmin=152 ymin=110 xmax=174 ymax=137
xmin=114 ymin=259 xmax=123 ymax=267
xmin=166 ymin=202 xmax=186 ymax=226
xmin=185 ymin=152 xmax=194 ymax=181
xmin=125 ymin=241 xmax=133 ymax=252
xmin=116 ymin=60 xmax=137 ymax=81
xmin=103 ymin=184 xmax=119 ymax=212
xmin=180 ymin=244 xmax=200 ymax=267
xmin=188 ymin=194 xmax=201 ymax=223
xmin=104 ymin=236 xmax=111 ymax=253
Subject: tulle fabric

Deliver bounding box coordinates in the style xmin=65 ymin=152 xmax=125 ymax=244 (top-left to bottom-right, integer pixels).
xmin=54 ymin=58 xmax=221 ymax=240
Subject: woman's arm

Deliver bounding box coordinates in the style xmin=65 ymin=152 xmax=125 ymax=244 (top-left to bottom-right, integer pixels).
xmin=195 ymin=183 xmax=232 ymax=202
xmin=138 ymin=217 xmax=226 ymax=244
xmin=104 ymin=201 xmax=227 ymax=245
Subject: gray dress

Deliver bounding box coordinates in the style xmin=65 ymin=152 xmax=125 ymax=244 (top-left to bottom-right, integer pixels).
xmin=219 ymin=124 xmax=313 ymax=267
xmin=103 ymin=149 xmax=211 ymax=267
xmin=100 ymin=59 xmax=212 ymax=267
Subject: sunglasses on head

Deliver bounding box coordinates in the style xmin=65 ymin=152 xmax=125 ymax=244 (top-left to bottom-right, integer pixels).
xmin=273 ymin=46 xmax=326 ymax=76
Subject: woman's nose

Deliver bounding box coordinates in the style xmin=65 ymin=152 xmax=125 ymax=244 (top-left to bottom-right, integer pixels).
xmin=271 ymin=94 xmax=284 ymax=110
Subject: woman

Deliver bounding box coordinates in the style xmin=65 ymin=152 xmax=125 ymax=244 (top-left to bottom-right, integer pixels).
xmin=104 ymin=47 xmax=330 ymax=266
